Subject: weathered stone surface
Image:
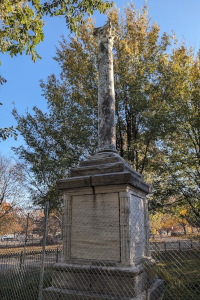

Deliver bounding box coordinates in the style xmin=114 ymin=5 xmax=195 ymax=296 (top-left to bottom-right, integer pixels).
xmin=42 ymin=287 xmax=137 ymax=300
xmin=53 ymin=262 xmax=145 ymax=275
xmin=43 ymin=263 xmax=164 ymax=300
xmin=57 ymin=176 xmax=91 ymax=190
xmin=91 ymin=172 xmax=131 ymax=187
xmin=79 ymin=152 xmax=142 ymax=179
xmin=57 ymin=173 xmax=149 ymax=194
xmin=148 ymin=279 xmax=165 ymax=300
xmin=80 ymin=156 xmax=119 ymax=167
xmin=57 ymin=151 xmax=149 ymax=194
xmin=70 ymin=193 xmax=120 ymax=261
xmin=69 ymin=162 xmax=125 ymax=177
xmin=60 ymin=185 xmax=150 ymax=266
xmin=43 ymin=283 xmax=165 ymax=300
xmin=51 ymin=263 xmax=146 ymax=297
xmin=93 ymin=22 xmax=116 ymax=152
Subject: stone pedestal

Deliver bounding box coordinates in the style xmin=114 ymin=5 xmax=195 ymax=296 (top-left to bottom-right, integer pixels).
xmin=43 ymin=152 xmax=164 ymax=299
xmin=43 ymin=264 xmax=164 ymax=300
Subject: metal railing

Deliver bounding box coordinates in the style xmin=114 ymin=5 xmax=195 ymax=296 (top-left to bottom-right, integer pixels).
xmin=151 ymin=239 xmax=200 ymax=252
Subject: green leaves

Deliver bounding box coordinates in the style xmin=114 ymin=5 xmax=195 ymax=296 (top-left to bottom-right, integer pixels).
xmin=0 ymin=0 xmax=113 ymax=61
xmin=0 ymin=0 xmax=44 ymax=61
xmin=148 ymin=44 xmax=200 ymax=225
xmin=12 ymin=73 xmax=98 ymax=207
xmin=0 ymin=126 xmax=18 ymax=141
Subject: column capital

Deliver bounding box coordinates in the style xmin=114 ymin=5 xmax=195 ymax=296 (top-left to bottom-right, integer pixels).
xmin=93 ymin=21 xmax=115 ymax=45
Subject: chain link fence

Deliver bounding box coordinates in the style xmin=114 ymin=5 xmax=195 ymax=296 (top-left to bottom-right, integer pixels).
xmin=152 ymin=239 xmax=200 ymax=299
xmin=0 ymin=248 xmax=62 ymax=299
xmin=0 ymin=202 xmax=199 ymax=299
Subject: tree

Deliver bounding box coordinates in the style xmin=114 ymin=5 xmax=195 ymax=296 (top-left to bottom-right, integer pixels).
xmin=0 ymin=154 xmax=26 ymax=206
xmin=12 ymin=75 xmax=98 ymax=207
xmin=0 ymin=125 xmax=18 ymax=142
xmin=149 ymin=210 xmax=190 ymax=237
xmin=0 ymin=203 xmax=29 ymax=236
xmin=0 ymin=0 xmax=112 ymax=62
xmin=31 ymin=208 xmax=62 ymax=243
xmin=109 ymin=5 xmax=175 ymax=174
xmin=150 ymin=46 xmax=200 ymax=227
xmin=0 ymin=155 xmax=29 ymax=234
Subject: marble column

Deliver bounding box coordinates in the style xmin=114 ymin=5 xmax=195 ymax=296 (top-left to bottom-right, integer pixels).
xmin=93 ymin=22 xmax=116 ymax=152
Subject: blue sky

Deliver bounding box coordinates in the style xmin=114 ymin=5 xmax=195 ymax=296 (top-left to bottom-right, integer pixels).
xmin=1 ymin=0 xmax=200 ymax=157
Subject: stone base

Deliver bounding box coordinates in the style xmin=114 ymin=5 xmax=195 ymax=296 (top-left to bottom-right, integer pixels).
xmin=43 ymin=280 xmax=164 ymax=300
xmin=42 ymin=263 xmax=165 ymax=300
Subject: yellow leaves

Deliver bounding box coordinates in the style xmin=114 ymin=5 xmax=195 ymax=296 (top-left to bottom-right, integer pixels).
xmin=180 ymin=208 xmax=187 ymax=216
xmin=1 ymin=201 xmax=11 ymax=210
xmin=119 ymin=39 xmax=136 ymax=58
xmin=149 ymin=210 xmax=190 ymax=236
xmin=107 ymin=5 xmax=119 ymax=26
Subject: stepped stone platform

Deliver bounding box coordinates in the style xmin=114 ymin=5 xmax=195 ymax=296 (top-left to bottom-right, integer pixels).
xmin=43 ymin=151 xmax=164 ymax=300
xmin=57 ymin=151 xmax=149 ymax=193
xmin=43 ymin=264 xmax=164 ymax=300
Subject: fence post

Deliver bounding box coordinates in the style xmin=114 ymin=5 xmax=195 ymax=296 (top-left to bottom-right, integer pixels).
xmin=56 ymin=247 xmax=59 ymax=263
xmin=38 ymin=201 xmax=49 ymax=300
xmin=24 ymin=213 xmax=30 ymax=256
xmin=20 ymin=250 xmax=23 ymax=269
xmin=179 ymin=240 xmax=181 ymax=251
xmin=19 ymin=250 xmax=25 ymax=288
xmin=19 ymin=211 xmax=29 ymax=290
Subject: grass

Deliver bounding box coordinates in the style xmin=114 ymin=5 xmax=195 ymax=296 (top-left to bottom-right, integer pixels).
xmin=0 ymin=267 xmax=53 ymax=300
xmin=152 ymin=250 xmax=200 ymax=300
xmin=0 ymin=247 xmax=199 ymax=299
xmin=0 ymin=245 xmax=61 ymax=299
xmin=0 ymin=244 xmax=62 ymax=255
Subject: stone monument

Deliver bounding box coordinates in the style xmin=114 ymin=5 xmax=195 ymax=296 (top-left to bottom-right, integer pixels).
xmin=43 ymin=22 xmax=164 ymax=300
